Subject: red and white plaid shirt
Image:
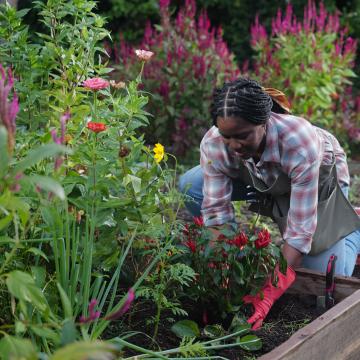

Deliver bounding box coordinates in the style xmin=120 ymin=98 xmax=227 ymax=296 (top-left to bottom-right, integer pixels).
xmin=200 ymin=112 xmax=349 ymax=254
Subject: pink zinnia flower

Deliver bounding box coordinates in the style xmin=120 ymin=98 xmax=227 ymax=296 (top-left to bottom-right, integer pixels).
xmin=135 ymin=49 xmax=154 ymax=62
xmin=105 ymin=288 xmax=135 ymax=320
xmin=83 ymin=77 xmax=109 ymax=91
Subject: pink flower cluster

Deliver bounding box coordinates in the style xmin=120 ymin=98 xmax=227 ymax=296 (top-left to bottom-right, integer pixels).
xmin=0 ymin=64 xmax=19 ymax=153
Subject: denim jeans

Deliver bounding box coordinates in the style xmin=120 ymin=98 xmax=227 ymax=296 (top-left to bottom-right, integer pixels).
xmin=179 ymin=165 xmax=360 ymax=276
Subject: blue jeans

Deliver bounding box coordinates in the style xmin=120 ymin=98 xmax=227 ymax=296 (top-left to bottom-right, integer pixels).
xmin=179 ymin=165 xmax=360 ymax=276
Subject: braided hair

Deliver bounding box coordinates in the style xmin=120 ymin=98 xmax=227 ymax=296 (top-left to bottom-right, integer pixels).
xmin=211 ymin=78 xmax=281 ymax=126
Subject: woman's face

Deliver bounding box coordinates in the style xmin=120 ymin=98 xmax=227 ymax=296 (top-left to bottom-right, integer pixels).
xmin=217 ymin=116 xmax=266 ymax=160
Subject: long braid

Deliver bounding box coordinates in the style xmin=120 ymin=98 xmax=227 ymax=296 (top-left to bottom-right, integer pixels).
xmin=211 ymin=78 xmax=273 ymax=126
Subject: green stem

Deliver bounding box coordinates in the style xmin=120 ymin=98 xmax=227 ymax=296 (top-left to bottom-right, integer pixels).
xmin=0 ymin=212 xmax=19 ymax=274
xmin=116 ymin=338 xmax=168 ymax=360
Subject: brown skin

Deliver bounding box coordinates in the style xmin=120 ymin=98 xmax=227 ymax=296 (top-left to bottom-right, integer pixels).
xmin=212 ymin=115 xmax=303 ymax=268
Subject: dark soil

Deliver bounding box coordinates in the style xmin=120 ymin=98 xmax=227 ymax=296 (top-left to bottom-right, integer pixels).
xmin=103 ymin=293 xmax=327 ymax=359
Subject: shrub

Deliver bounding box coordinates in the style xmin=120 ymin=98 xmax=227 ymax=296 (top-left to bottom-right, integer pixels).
xmin=109 ymin=0 xmax=240 ymax=159
xmin=176 ymin=217 xmax=282 ymax=320
xmin=251 ymin=0 xmax=360 ymax=156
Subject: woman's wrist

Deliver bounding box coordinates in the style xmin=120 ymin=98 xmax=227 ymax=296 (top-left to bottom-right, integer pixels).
xmin=282 ymin=242 xmax=303 ymax=268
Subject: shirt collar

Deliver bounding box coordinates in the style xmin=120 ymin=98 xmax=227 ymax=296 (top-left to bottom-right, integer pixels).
xmin=257 ymin=113 xmax=281 ymax=165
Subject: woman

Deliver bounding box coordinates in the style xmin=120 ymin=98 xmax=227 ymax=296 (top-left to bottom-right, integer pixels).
xmin=179 ymin=78 xmax=360 ymax=329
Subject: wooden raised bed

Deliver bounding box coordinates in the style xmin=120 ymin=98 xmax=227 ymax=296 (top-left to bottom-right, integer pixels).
xmin=259 ymin=268 xmax=360 ymax=360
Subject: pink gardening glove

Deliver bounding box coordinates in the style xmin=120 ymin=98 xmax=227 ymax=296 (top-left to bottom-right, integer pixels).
xmin=243 ymin=265 xmax=296 ymax=330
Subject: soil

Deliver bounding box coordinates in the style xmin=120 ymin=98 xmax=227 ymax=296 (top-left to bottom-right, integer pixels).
xmin=103 ymin=293 xmax=327 ymax=359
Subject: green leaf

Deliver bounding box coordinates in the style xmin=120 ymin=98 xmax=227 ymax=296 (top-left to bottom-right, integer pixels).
xmin=15 ymin=321 xmax=26 ymax=334
xmin=50 ymin=341 xmax=118 ymax=360
xmin=0 ymin=126 xmax=9 ymax=178
xmin=0 ymin=214 xmax=13 ymax=231
xmin=229 ymin=318 xmax=251 ymax=333
xmin=203 ymin=324 xmax=226 ymax=338
xmin=30 ymin=266 xmax=47 ymax=288
xmin=27 ymin=248 xmax=49 ymax=262
xmin=57 ymin=283 xmax=73 ymax=319
xmin=239 ymin=334 xmax=262 ymax=351
xmin=6 ymin=270 xmax=50 ymax=313
xmin=171 ymin=320 xmax=200 ymax=338
xmin=31 ymin=325 xmax=60 ymax=344
xmin=123 ymin=174 xmax=141 ymax=194
xmin=13 ymin=143 xmax=70 ymax=173
xmin=28 ymin=175 xmax=66 ymax=200
xmin=61 ymin=319 xmax=78 ymax=346
xmin=0 ymin=335 xmax=37 ymax=360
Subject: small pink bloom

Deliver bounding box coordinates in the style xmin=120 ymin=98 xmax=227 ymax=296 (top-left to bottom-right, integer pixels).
xmin=83 ymin=77 xmax=109 ymax=91
xmin=79 ymin=299 xmax=101 ymax=324
xmin=105 ymin=288 xmax=135 ymax=320
xmin=135 ymin=49 xmax=154 ymax=62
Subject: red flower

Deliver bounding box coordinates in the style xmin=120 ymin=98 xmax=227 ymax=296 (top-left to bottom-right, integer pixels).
xmin=255 ymin=229 xmax=271 ymax=249
xmin=185 ymin=240 xmax=196 ymax=253
xmin=217 ymin=234 xmax=226 ymax=242
xmin=232 ymin=232 xmax=248 ymax=249
xmin=87 ymin=122 xmax=107 ymax=133
xmin=193 ymin=216 xmax=204 ymax=227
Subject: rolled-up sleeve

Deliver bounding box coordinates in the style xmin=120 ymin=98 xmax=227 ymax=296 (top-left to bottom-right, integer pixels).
xmin=200 ymin=140 xmax=235 ymax=226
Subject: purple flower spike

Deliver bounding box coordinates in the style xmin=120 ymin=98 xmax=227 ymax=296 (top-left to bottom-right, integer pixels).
xmin=79 ymin=298 xmax=101 ymax=324
xmin=0 ymin=64 xmax=19 ymax=153
xmin=105 ymin=288 xmax=135 ymax=321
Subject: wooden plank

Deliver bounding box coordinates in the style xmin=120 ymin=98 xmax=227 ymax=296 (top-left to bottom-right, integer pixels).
xmin=288 ymin=267 xmax=360 ymax=301
xmin=258 ymin=288 xmax=360 ymax=360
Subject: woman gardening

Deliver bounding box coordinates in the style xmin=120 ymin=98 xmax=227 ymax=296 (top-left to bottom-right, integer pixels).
xmin=179 ymin=77 xmax=360 ymax=330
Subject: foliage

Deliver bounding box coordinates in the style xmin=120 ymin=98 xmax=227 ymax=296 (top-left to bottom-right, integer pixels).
xmin=176 ymin=217 xmax=282 ymax=320
xmin=251 ymin=0 xmax=360 ymax=156
xmin=0 ymin=2 xmax=188 ymax=357
xmin=110 ymin=0 xmax=240 ymax=159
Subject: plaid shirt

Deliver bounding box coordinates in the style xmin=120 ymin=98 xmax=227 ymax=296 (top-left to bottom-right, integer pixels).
xmin=200 ymin=112 xmax=349 ymax=254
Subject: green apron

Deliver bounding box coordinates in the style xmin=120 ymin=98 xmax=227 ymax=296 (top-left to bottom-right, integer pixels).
xmin=234 ymin=159 xmax=360 ymax=255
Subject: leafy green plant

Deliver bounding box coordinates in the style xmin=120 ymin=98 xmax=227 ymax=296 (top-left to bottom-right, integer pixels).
xmin=177 ymin=217 xmax=282 ymax=322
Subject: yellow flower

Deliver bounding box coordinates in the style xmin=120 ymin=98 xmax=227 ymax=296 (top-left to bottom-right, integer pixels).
xmin=153 ymin=143 xmax=165 ymax=163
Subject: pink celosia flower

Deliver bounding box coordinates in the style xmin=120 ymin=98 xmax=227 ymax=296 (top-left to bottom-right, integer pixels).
xmin=0 ymin=64 xmax=19 ymax=153
xmin=79 ymin=299 xmax=101 ymax=324
xmin=105 ymin=288 xmax=135 ymax=320
xmin=135 ymin=49 xmax=154 ymax=62
xmin=51 ymin=112 xmax=70 ymax=170
xmin=83 ymin=77 xmax=109 ymax=91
